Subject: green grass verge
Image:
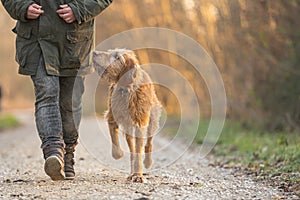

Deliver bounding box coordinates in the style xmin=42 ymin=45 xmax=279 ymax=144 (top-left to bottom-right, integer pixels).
xmin=0 ymin=113 xmax=20 ymax=131
xmin=164 ymin=118 xmax=300 ymax=195
xmin=201 ymin=120 xmax=300 ymax=194
xmin=196 ymin=120 xmax=300 ymax=174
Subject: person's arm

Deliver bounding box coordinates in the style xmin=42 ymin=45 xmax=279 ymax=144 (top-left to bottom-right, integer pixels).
xmin=1 ymin=0 xmax=35 ymax=22
xmin=68 ymin=0 xmax=113 ymax=24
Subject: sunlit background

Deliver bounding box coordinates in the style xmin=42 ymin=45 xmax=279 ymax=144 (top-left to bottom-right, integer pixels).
xmin=1 ymin=0 xmax=300 ymax=132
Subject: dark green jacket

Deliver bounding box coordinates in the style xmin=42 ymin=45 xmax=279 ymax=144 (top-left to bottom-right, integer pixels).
xmin=1 ymin=0 xmax=113 ymax=76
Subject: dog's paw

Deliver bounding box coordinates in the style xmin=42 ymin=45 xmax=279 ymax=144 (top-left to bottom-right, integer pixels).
xmin=143 ymin=155 xmax=152 ymax=169
xmin=112 ymin=147 xmax=124 ymax=160
xmin=127 ymin=173 xmax=147 ymax=183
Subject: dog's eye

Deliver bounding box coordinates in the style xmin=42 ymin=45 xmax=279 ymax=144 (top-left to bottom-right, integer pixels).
xmin=114 ymin=54 xmax=120 ymax=60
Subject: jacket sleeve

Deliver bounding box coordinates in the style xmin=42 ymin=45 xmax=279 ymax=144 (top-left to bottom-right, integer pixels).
xmin=68 ymin=0 xmax=113 ymax=24
xmin=1 ymin=0 xmax=35 ymax=22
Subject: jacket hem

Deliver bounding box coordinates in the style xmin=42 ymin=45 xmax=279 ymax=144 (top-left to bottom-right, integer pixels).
xmin=18 ymin=66 xmax=95 ymax=77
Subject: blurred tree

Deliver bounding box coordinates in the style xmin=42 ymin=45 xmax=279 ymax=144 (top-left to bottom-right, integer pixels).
xmin=1 ymin=0 xmax=300 ymax=131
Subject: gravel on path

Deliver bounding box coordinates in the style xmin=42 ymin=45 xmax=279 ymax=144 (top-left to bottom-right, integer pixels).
xmin=0 ymin=111 xmax=287 ymax=200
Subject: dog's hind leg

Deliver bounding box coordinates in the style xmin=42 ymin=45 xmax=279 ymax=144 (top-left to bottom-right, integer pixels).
xmin=144 ymin=123 xmax=153 ymax=169
xmin=108 ymin=121 xmax=124 ymax=160
xmin=144 ymin=104 xmax=161 ymax=169
xmin=144 ymin=117 xmax=157 ymax=169
xmin=144 ymin=139 xmax=153 ymax=169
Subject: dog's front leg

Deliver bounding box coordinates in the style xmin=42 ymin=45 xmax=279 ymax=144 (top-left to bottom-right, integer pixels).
xmin=125 ymin=133 xmax=135 ymax=174
xmin=108 ymin=122 xmax=124 ymax=159
xmin=128 ymin=126 xmax=146 ymax=183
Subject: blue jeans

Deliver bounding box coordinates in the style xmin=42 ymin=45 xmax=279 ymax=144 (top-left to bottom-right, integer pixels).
xmin=31 ymin=55 xmax=85 ymax=153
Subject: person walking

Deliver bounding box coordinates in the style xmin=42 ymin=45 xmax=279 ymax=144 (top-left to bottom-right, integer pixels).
xmin=1 ymin=0 xmax=113 ymax=180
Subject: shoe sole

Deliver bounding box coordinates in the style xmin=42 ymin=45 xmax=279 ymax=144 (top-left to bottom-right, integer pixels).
xmin=65 ymin=171 xmax=75 ymax=180
xmin=44 ymin=156 xmax=65 ymax=181
xmin=65 ymin=174 xmax=75 ymax=180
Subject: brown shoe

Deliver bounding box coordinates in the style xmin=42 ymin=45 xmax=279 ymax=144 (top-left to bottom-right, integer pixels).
xmin=44 ymin=155 xmax=65 ymax=180
xmin=43 ymin=145 xmax=65 ymax=181
xmin=64 ymin=152 xmax=75 ymax=180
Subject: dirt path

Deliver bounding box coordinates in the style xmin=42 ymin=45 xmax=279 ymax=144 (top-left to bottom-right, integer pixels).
xmin=0 ymin=111 xmax=285 ymax=200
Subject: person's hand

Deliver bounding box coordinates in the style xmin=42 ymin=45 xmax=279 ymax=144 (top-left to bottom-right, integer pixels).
xmin=26 ymin=3 xmax=44 ymax=19
xmin=56 ymin=4 xmax=76 ymax=23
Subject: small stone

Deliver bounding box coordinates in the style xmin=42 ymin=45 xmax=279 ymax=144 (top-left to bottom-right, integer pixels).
xmin=61 ymin=187 xmax=71 ymax=190
xmin=4 ymin=179 xmax=11 ymax=183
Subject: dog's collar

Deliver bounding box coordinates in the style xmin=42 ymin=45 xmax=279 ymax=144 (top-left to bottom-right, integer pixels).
xmin=118 ymin=85 xmax=139 ymax=96
xmin=119 ymin=88 xmax=129 ymax=96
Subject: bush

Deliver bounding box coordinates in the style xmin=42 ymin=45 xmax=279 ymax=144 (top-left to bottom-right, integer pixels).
xmin=0 ymin=113 xmax=20 ymax=131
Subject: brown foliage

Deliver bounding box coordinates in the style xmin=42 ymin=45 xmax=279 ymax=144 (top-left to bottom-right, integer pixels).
xmin=1 ymin=0 xmax=300 ymax=130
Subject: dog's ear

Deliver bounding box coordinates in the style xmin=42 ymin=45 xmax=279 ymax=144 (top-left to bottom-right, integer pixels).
xmin=118 ymin=53 xmax=139 ymax=85
xmin=123 ymin=53 xmax=137 ymax=70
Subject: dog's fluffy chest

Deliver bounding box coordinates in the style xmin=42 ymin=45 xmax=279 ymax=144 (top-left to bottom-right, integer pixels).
xmin=111 ymin=86 xmax=133 ymax=127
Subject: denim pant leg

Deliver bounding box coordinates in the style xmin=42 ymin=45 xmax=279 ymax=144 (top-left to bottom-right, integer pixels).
xmin=31 ymin=56 xmax=64 ymax=150
xmin=59 ymin=76 xmax=85 ymax=149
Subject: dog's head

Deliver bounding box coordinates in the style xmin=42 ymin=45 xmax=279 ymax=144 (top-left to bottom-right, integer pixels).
xmin=93 ymin=49 xmax=140 ymax=87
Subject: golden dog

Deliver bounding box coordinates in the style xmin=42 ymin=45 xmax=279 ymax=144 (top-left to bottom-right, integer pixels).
xmin=93 ymin=49 xmax=161 ymax=183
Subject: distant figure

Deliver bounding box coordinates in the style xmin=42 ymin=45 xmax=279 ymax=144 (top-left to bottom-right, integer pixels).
xmin=1 ymin=0 xmax=113 ymax=180
xmin=0 ymin=85 xmax=2 ymax=112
